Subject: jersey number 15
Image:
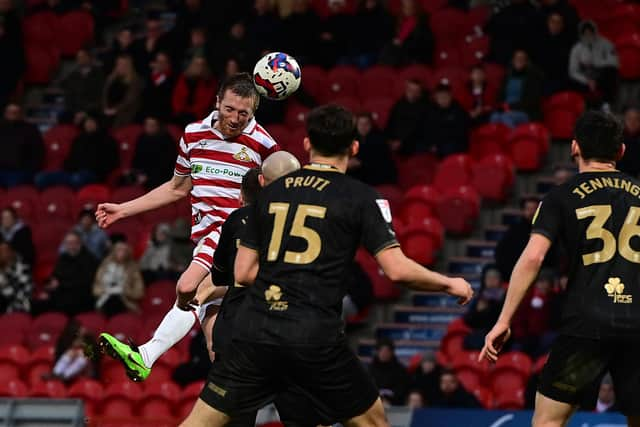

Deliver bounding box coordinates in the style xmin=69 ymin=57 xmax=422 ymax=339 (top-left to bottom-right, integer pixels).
xmin=267 ymin=202 xmax=327 ymax=265
xmin=576 ymin=205 xmax=640 ymax=265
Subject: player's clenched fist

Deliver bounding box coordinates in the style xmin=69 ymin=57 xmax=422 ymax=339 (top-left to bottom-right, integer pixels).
xmin=95 ymin=203 xmax=124 ymax=228
xmin=445 ymin=277 xmax=474 ymax=305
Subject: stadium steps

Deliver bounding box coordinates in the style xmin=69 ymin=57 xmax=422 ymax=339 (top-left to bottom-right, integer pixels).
xmin=375 ymin=323 xmax=447 ymax=341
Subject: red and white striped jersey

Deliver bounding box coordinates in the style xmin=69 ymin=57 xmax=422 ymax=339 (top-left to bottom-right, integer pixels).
xmin=174 ymin=111 xmax=279 ymax=268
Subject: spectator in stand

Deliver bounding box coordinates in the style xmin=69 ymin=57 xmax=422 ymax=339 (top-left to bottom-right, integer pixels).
xmin=0 ymin=241 xmax=32 ymax=313
xmin=0 ymin=0 xmax=24 ymax=110
xmin=102 ymin=27 xmax=136 ymax=74
xmin=431 ymin=369 xmax=480 ymax=408
xmin=61 ymin=49 xmax=105 ymax=116
xmin=215 ymin=21 xmax=258 ymax=72
xmin=93 ymin=241 xmax=144 ymax=317
xmin=379 ymin=0 xmax=433 ymax=66
xmin=36 ymin=114 xmax=119 ymax=189
xmin=72 ymin=208 xmax=109 ymax=260
xmin=131 ymin=14 xmax=171 ymax=76
xmin=130 ymin=117 xmax=178 ymax=190
xmin=348 ymin=0 xmax=394 ymax=68
xmin=463 ymin=265 xmax=505 ymax=350
xmin=369 ymin=337 xmax=411 ymax=405
xmin=596 ymin=374 xmax=619 ymax=413
xmin=140 ymin=52 xmax=175 ymax=122
xmin=168 ymin=218 xmax=192 ymax=276
xmin=103 ymin=54 xmax=143 ymax=128
xmin=618 ymin=107 xmax=640 ymax=178
xmin=484 ymin=0 xmax=539 ymax=65
xmin=535 ymin=12 xmax=574 ymax=95
xmin=47 ymin=320 xmax=97 ymax=383
xmin=411 ymin=350 xmax=443 ymax=403
xmin=172 ymin=329 xmax=210 ymax=386
xmin=278 ymin=0 xmax=321 ymax=65
xmin=38 ymin=231 xmax=98 ymax=315
xmin=461 ymin=65 xmax=496 ymax=125
xmin=553 ymin=164 xmax=575 ymax=185
xmin=495 ymin=196 xmax=541 ymax=280
xmin=511 ymin=268 xmax=559 ymax=357
xmin=169 ymin=0 xmax=207 ymax=57
xmin=386 ymin=79 xmax=430 ymax=155
xmin=537 ymin=0 xmax=579 ymax=40
xmin=172 ymin=55 xmax=217 ymax=126
xmin=316 ymin=0 xmax=352 ymax=67
xmin=0 ymin=207 xmax=34 ymax=266
xmin=490 ymin=49 xmax=543 ymax=128
xmin=569 ymin=21 xmax=619 ymax=110
xmin=139 ymin=223 xmax=172 ymax=283
xmin=348 ymin=112 xmax=397 ymax=185
xmin=0 ymin=104 xmax=45 ymax=187
xmin=425 ymin=82 xmax=470 ymax=157
xmin=182 ymin=27 xmax=208 ymax=70
xmin=247 ymin=0 xmax=282 ymax=56
xmin=406 ymin=390 xmax=425 ymax=409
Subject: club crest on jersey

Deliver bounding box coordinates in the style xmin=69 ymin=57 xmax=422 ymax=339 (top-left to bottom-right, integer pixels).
xmin=604 ymin=277 xmax=632 ymax=304
xmin=376 ymin=199 xmax=393 ymax=223
xmin=233 ymin=147 xmax=251 ymax=162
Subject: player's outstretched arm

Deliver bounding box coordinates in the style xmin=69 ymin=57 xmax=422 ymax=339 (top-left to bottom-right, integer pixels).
xmin=95 ymin=175 xmax=192 ymax=228
xmin=479 ymin=233 xmax=551 ymax=363
xmin=376 ymin=247 xmax=474 ymax=304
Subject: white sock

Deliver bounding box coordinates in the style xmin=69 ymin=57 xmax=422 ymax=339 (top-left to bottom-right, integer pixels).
xmin=139 ymin=305 xmax=197 ymax=368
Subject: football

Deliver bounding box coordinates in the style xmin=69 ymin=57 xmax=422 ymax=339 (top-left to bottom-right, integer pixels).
xmin=252 ymin=52 xmax=302 ymax=101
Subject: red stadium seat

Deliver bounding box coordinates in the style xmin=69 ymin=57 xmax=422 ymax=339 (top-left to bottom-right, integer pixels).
xmin=76 ymin=184 xmax=111 ymax=212
xmin=508 ymin=123 xmax=550 ymax=171
xmin=42 ymin=125 xmax=78 ymax=171
xmin=141 ymin=204 xmax=178 ymax=225
xmin=27 ymin=313 xmax=68 ymax=350
xmin=436 ymin=185 xmax=481 ymax=235
xmin=399 ymin=218 xmax=444 ymax=266
xmin=74 ymin=312 xmax=107 ymax=335
xmin=330 ymin=96 xmax=362 ymax=114
xmin=30 ymin=380 xmax=67 ymax=398
xmin=57 ymin=11 xmax=94 ymax=56
xmin=534 ymin=353 xmax=549 ymax=374
xmin=104 ymin=380 xmax=143 ymax=401
xmin=356 ymin=250 xmax=400 ymax=300
xmin=395 ymin=65 xmax=433 ymax=98
xmin=452 ymin=351 xmax=490 ymax=381
xmin=142 ymin=363 xmax=173 ymax=384
xmin=112 ymin=124 xmax=143 ymax=170
xmin=101 ymin=397 xmax=135 ymax=417
xmin=284 ymin=103 xmax=310 ymax=129
xmin=439 ymin=318 xmax=471 ymax=362
xmin=469 ymin=123 xmax=510 ymax=159
xmin=615 ymin=33 xmax=640 ymax=80
xmin=362 ymin=97 xmax=395 ymax=129
xmin=111 ymin=186 xmax=145 ymax=204
xmin=374 ymin=184 xmax=404 ymax=217
xmin=106 ymin=313 xmax=142 ymax=342
xmin=396 ymin=153 xmax=438 ymax=190
xmin=144 ymin=380 xmax=181 ymax=403
xmin=471 ymin=154 xmax=515 ymax=202
xmin=466 ymin=5 xmax=490 ymax=31
xmin=38 ymin=186 xmax=75 ymax=221
xmin=470 ymin=386 xmax=493 ymax=409
xmin=433 ymin=154 xmax=474 ymax=192
xmin=493 ymin=351 xmax=533 ymax=380
xmin=0 ymin=362 xmax=20 ymax=382
xmin=326 ymin=66 xmax=360 ymax=100
xmin=139 ymin=397 xmax=174 ymax=418
xmin=23 ymin=12 xmax=59 ymax=45
xmin=494 ymin=387 xmax=525 ymax=410
xmin=431 ymin=66 xmax=467 ymax=92
xmin=5 ymin=185 xmax=39 ymax=223
xmin=543 ymin=91 xmax=585 ymax=139
xmin=431 ymin=8 xmax=470 ymax=44
xmin=26 ymin=362 xmax=51 ymax=387
xmin=156 ymin=347 xmax=182 ymax=371
xmin=401 ymin=185 xmax=441 ymax=225
xmin=24 ymin=44 xmax=59 ymax=84
xmin=0 ymin=312 xmax=32 ymax=336
xmin=490 ymin=370 xmax=526 ymax=396
xmin=32 ymin=220 xmax=71 ymax=265
xmin=420 ymin=0 xmax=448 ymax=14
xmin=264 ymin=124 xmax=289 ymax=147
xmin=299 ymin=66 xmax=328 ymax=102
xmin=599 ymin=4 xmax=640 ymax=43
xmin=281 ymin=128 xmax=308 ymax=164
xmin=434 ymin=47 xmax=462 ymax=69
xmin=359 ymin=66 xmax=397 ymax=99
xmin=460 ymin=35 xmax=490 ymax=68
xmin=28 ymin=345 xmax=55 ymax=367
xmin=141 ymin=280 xmax=177 ymax=317
xmin=68 ymin=379 xmax=104 ymax=416
xmin=0 ymin=379 xmax=28 ymax=397
xmin=483 ymin=63 xmax=505 ymax=89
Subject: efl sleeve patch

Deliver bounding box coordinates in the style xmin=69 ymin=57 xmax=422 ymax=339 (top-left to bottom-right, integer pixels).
xmin=376 ymin=199 xmax=393 ymax=223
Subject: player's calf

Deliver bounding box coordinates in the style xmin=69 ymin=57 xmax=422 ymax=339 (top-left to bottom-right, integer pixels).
xmin=531 ymin=393 xmax=576 ymax=427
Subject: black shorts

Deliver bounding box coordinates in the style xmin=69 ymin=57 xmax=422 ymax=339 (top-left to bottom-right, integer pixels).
xmin=538 ymin=334 xmax=640 ymax=415
xmin=199 ymin=340 xmax=379 ymax=423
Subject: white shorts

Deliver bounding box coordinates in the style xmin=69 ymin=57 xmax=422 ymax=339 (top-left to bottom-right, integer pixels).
xmin=191 ymin=229 xmax=221 ymax=271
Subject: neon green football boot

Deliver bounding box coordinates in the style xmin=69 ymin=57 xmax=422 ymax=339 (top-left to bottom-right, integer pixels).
xmin=98 ymin=333 xmax=150 ymax=382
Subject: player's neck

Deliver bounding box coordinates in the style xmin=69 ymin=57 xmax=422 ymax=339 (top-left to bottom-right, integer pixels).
xmin=579 ymin=158 xmax=618 ymax=173
xmin=308 ymin=154 xmax=348 ymax=173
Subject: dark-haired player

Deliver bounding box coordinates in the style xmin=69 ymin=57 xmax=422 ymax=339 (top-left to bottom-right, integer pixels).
xmin=180 ymin=104 xmax=474 ymax=426
xmin=481 ymin=111 xmax=640 ymax=427
xmin=96 ymin=73 xmax=279 ymax=381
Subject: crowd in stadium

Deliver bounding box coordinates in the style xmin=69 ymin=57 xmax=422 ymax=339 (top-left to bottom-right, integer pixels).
xmin=0 ymin=0 xmax=640 ymax=421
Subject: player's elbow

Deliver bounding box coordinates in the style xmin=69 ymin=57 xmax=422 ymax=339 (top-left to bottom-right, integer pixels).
xmin=377 ymin=248 xmax=410 ymax=282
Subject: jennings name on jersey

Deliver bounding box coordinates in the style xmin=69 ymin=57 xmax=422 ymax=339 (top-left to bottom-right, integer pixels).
xmin=532 ymin=171 xmax=640 ymax=339
xmin=236 ymin=164 xmax=399 ymax=346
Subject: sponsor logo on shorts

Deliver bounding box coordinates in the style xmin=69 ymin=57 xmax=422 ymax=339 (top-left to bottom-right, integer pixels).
xmin=265 ymin=285 xmax=288 ymax=311
xmin=604 ymin=277 xmax=632 ymax=304
xmin=207 ymin=382 xmax=227 ymax=397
